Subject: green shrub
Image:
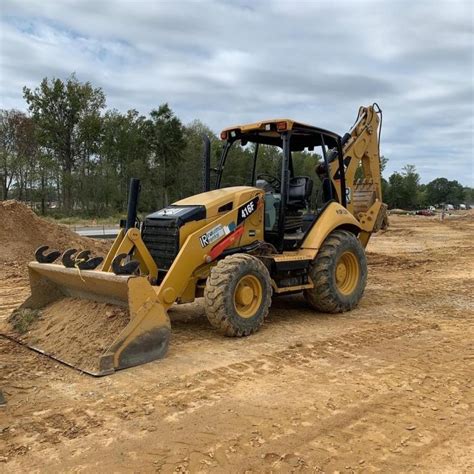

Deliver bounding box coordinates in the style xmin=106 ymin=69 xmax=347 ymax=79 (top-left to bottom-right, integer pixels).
xmin=8 ymin=308 xmax=41 ymax=334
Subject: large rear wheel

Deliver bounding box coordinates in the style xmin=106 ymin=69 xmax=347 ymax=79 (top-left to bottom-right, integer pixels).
xmin=304 ymin=230 xmax=367 ymax=313
xmin=204 ymin=254 xmax=272 ymax=336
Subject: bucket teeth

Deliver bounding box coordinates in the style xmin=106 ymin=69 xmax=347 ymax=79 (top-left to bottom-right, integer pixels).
xmin=77 ymin=256 xmax=103 ymax=270
xmin=76 ymin=250 xmax=91 ymax=261
xmin=62 ymin=248 xmax=78 ymax=268
xmin=112 ymin=253 xmax=140 ymax=275
xmin=35 ymin=245 xmax=61 ymax=264
xmin=61 ymin=248 xmax=103 ymax=270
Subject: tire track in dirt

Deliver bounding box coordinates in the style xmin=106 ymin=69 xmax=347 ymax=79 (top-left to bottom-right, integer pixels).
xmin=0 ymin=319 xmax=437 ymax=460
xmin=155 ymin=331 xmax=472 ymax=472
xmin=134 ymin=321 xmax=438 ymax=420
xmin=40 ymin=319 xmax=471 ymax=473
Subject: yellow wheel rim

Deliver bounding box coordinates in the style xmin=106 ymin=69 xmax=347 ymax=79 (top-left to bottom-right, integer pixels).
xmin=234 ymin=274 xmax=263 ymax=318
xmin=335 ymin=251 xmax=360 ymax=295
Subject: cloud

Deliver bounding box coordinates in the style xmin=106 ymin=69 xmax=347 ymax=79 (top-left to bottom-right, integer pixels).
xmin=0 ymin=0 xmax=472 ymax=184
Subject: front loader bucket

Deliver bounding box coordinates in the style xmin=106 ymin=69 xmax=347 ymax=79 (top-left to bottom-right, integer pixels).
xmin=5 ymin=262 xmax=171 ymax=376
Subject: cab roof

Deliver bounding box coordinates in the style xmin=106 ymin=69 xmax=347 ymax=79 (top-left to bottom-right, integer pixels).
xmin=220 ymin=118 xmax=341 ymax=151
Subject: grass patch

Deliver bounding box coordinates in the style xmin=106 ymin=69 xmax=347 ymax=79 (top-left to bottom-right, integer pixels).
xmin=8 ymin=308 xmax=41 ymax=334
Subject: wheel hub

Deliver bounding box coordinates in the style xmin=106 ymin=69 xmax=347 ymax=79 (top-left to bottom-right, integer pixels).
xmin=335 ymin=251 xmax=360 ymax=295
xmin=236 ymin=285 xmax=254 ymax=306
xmin=234 ymin=275 xmax=263 ymax=318
xmin=336 ymin=262 xmax=348 ymax=282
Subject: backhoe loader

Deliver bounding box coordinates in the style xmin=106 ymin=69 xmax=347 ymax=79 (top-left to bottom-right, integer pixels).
xmin=9 ymin=104 xmax=387 ymax=375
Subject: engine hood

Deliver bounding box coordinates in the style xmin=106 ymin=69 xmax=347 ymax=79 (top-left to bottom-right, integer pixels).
xmin=173 ymin=186 xmax=262 ymax=219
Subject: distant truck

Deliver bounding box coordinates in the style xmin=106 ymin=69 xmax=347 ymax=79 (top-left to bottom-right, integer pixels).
xmin=416 ymin=209 xmax=435 ymax=216
xmin=445 ymin=204 xmax=454 ymax=211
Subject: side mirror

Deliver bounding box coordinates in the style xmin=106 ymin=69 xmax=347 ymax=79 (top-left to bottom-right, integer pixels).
xmin=202 ymin=134 xmax=211 ymax=192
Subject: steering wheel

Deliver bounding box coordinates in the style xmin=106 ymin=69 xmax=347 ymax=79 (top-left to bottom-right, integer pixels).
xmin=256 ymin=173 xmax=281 ymax=191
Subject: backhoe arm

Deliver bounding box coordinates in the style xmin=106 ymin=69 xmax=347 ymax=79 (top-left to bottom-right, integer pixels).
xmin=329 ymin=104 xmax=388 ymax=244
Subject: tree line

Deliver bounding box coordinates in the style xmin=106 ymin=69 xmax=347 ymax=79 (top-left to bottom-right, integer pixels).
xmin=384 ymin=165 xmax=471 ymax=210
xmin=0 ymin=74 xmax=472 ymax=216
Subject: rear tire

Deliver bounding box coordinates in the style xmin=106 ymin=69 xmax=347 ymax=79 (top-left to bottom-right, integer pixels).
xmin=304 ymin=230 xmax=367 ymax=313
xmin=204 ymin=254 xmax=272 ymax=336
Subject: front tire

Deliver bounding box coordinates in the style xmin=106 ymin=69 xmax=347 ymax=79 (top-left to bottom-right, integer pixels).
xmin=304 ymin=230 xmax=367 ymax=313
xmin=204 ymin=254 xmax=272 ymax=336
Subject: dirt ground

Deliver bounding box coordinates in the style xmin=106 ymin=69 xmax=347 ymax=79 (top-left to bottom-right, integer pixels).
xmin=0 ymin=212 xmax=473 ymax=472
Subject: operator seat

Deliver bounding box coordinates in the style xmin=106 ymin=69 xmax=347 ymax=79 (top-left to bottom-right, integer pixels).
xmin=287 ymin=176 xmax=313 ymax=209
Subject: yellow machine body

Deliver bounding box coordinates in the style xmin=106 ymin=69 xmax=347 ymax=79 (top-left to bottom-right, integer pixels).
xmin=12 ymin=105 xmax=386 ymax=375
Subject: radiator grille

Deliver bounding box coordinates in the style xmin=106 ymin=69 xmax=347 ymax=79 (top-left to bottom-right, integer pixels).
xmin=142 ymin=219 xmax=180 ymax=271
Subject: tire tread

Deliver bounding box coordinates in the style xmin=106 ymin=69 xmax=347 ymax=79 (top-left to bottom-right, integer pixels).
xmin=204 ymin=254 xmax=272 ymax=336
xmin=304 ymin=230 xmax=367 ymax=313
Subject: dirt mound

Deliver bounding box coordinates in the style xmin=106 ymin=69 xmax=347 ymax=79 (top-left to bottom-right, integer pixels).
xmin=0 ymin=200 xmax=108 ymax=268
xmin=4 ymin=297 xmax=129 ymax=373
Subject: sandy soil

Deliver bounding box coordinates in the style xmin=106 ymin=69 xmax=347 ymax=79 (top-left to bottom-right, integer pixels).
xmin=0 ymin=213 xmax=473 ymax=472
xmin=3 ymin=298 xmax=129 ymax=373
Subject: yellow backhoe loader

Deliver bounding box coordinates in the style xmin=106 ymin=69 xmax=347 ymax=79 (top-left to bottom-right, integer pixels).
xmin=10 ymin=104 xmax=387 ymax=375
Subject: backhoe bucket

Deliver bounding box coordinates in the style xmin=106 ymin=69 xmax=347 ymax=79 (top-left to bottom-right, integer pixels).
xmin=8 ymin=262 xmax=171 ymax=376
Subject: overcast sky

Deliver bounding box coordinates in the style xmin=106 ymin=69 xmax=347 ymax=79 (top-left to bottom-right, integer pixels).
xmin=1 ymin=0 xmax=473 ymax=184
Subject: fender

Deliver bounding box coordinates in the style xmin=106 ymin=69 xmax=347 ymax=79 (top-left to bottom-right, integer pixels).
xmin=299 ymin=202 xmax=362 ymax=259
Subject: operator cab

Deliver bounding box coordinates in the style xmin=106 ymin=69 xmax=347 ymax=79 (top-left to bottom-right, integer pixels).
xmin=256 ymin=175 xmax=312 ymax=231
xmin=216 ymin=119 xmax=346 ymax=252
